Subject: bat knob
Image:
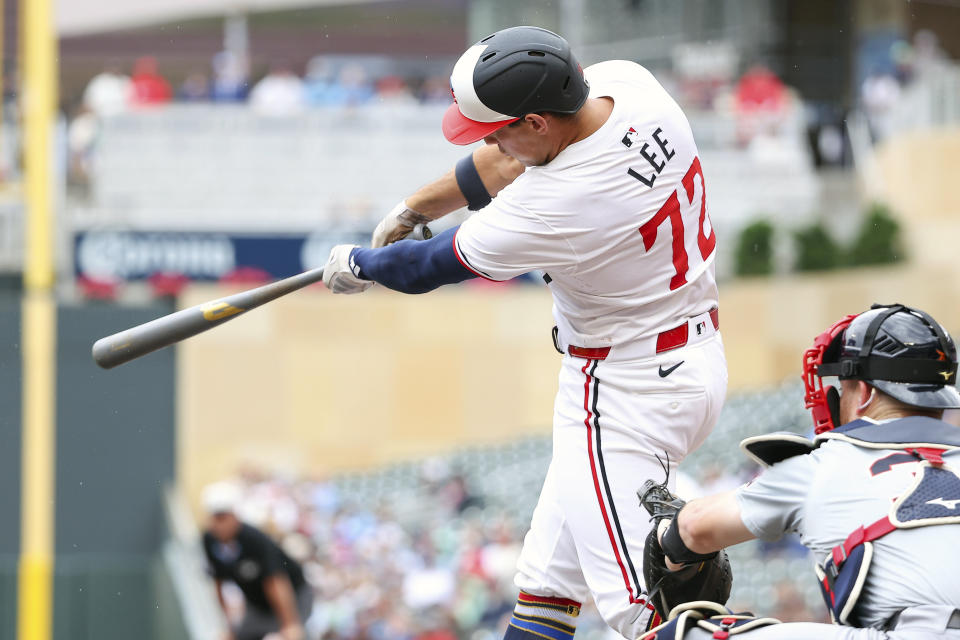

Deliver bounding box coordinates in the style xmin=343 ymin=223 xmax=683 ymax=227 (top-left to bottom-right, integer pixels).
xmin=410 ymin=223 xmax=433 ymax=241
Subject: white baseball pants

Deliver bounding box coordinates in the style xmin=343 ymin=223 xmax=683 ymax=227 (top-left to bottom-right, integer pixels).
xmin=515 ymin=330 xmax=727 ymax=638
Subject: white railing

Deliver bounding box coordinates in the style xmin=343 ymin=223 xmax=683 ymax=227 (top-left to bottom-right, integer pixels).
xmin=161 ymin=485 xmax=228 ymax=640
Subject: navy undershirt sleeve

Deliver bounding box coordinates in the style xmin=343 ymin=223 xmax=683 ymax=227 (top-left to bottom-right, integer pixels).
xmin=351 ymin=225 xmax=476 ymax=294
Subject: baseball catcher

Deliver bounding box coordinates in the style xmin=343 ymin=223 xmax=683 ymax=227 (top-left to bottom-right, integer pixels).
xmin=638 ymin=303 xmax=960 ymax=639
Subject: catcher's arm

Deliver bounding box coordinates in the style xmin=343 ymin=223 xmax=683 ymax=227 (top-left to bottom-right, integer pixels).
xmin=666 ymin=490 xmax=755 ymax=560
xmin=638 ymin=478 xmax=736 ymax=620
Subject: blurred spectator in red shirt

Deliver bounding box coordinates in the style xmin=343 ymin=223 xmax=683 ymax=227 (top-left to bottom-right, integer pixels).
xmin=735 ymin=65 xmax=786 ymax=112
xmin=130 ymin=57 xmax=172 ymax=106
xmin=733 ymin=65 xmax=789 ymax=145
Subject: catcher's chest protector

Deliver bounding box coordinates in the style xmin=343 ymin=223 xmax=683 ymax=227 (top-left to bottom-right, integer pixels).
xmin=741 ymin=417 xmax=960 ymax=626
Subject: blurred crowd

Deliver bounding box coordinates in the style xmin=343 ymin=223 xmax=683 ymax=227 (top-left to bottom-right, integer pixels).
xmin=210 ymin=439 xmax=825 ymax=640
xmin=62 ymin=28 xmax=957 ymax=197
xmin=76 ymin=52 xmax=452 ymax=119
xmin=216 ymin=466 xmax=528 ymax=640
xmin=66 ymin=52 xmax=451 ymax=191
xmin=858 ymin=29 xmax=955 ymax=143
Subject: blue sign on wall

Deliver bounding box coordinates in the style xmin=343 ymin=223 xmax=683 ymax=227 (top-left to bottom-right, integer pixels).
xmin=73 ymin=230 xmax=369 ymax=281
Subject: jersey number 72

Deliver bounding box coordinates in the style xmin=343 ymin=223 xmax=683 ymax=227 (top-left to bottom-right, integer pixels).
xmin=638 ymin=156 xmax=716 ymax=290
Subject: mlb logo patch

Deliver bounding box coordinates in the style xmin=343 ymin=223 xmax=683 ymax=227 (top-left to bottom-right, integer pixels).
xmin=621 ymin=127 xmax=640 ymax=148
xmin=696 ymin=321 xmax=707 ymax=335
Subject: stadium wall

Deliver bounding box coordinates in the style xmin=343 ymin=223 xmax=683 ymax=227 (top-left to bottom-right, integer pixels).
xmin=871 ymin=126 xmax=960 ymax=271
xmin=0 ymin=296 xmax=22 ymax=640
xmin=177 ymin=262 xmax=960 ymax=501
xmin=52 ymin=304 xmax=178 ymax=640
xmin=3 ymin=302 xmax=180 ymax=640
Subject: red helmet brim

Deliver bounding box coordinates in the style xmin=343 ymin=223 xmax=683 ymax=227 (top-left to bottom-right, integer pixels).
xmin=441 ymin=103 xmax=519 ymax=145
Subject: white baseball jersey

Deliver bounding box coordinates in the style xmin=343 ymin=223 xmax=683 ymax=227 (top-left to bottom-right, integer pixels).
xmin=736 ymin=420 xmax=960 ymax=629
xmin=454 ymin=60 xmax=719 ymax=351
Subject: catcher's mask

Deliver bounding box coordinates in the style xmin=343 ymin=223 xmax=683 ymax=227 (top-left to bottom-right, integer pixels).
xmin=802 ymin=303 xmax=960 ymax=434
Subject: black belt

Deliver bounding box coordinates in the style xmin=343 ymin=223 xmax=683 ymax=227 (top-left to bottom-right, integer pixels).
xmin=885 ymin=609 xmax=960 ymax=630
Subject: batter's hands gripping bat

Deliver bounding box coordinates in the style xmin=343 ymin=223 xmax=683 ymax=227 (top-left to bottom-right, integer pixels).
xmin=92 ymin=224 xmax=432 ymax=369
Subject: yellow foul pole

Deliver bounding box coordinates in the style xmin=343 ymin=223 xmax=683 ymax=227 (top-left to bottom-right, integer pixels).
xmin=18 ymin=0 xmax=57 ymax=636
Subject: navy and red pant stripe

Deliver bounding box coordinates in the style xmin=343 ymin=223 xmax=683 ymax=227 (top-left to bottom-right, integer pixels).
xmin=581 ymin=359 xmax=660 ymax=627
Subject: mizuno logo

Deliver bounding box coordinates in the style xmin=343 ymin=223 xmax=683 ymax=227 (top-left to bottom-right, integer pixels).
xmin=659 ymin=361 xmax=684 ymax=378
xmin=926 ymin=497 xmax=960 ymax=510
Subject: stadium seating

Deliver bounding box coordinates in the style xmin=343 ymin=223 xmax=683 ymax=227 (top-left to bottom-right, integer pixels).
xmin=311 ymin=381 xmax=823 ymax=627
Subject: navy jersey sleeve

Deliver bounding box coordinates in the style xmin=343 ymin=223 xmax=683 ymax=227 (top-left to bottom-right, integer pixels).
xmin=351 ymin=225 xmax=476 ymax=294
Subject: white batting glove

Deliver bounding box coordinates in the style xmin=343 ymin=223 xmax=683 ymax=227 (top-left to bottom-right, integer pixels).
xmin=371 ymin=200 xmax=431 ymax=248
xmin=322 ymin=245 xmax=374 ymax=294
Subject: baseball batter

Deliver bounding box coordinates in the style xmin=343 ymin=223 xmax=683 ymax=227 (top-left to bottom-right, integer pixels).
xmin=322 ymin=26 xmax=727 ymax=638
xmin=642 ymin=304 xmax=960 ymax=640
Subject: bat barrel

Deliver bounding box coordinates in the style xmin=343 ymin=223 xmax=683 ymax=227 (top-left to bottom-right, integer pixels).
xmin=92 ymin=305 xmax=225 ymax=368
xmin=92 ymin=267 xmax=326 ymax=369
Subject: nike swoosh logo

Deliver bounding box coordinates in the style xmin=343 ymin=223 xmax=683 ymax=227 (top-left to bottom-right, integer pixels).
xmin=659 ymin=361 xmax=684 ymax=377
xmin=926 ymin=497 xmax=960 ymax=509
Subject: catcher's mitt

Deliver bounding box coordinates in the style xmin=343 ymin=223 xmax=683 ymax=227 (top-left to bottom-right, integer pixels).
xmin=638 ymin=477 xmax=733 ymax=620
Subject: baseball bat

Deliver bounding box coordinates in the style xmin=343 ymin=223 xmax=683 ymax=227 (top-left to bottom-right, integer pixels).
xmin=92 ymin=223 xmax=432 ymax=369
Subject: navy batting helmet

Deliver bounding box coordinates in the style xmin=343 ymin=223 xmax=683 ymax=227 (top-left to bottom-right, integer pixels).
xmin=820 ymin=303 xmax=960 ymax=408
xmin=442 ymin=26 xmax=589 ymax=145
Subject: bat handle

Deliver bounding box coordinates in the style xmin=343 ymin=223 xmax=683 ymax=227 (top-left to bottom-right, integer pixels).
xmin=408 ymin=223 xmax=433 ymax=241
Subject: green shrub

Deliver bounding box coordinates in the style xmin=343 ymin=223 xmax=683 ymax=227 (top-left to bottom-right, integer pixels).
xmin=734 ymin=220 xmax=775 ymax=276
xmin=793 ymin=223 xmax=840 ymax=272
xmin=847 ymin=203 xmax=904 ymax=266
